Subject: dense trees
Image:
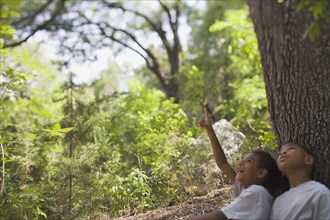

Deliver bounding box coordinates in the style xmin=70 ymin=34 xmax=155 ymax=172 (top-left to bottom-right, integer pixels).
xmin=0 ymin=74 xmax=200 ymax=219
xmin=247 ymin=0 xmax=330 ymax=187
xmin=1 ymin=3 xmax=203 ymax=218
xmin=188 ymin=2 xmax=275 ymax=152
xmin=7 ymin=0 xmax=188 ymax=102
xmin=1 ymin=0 xmax=329 ymax=219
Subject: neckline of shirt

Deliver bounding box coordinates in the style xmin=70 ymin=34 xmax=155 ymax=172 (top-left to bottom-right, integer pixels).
xmin=290 ymin=180 xmax=314 ymax=191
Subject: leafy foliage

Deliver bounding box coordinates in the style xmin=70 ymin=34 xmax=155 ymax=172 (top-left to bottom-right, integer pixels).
xmin=209 ymin=7 xmax=276 ymax=153
xmin=277 ymin=0 xmax=330 ymax=41
xmin=178 ymin=65 xmax=205 ymax=118
xmin=103 ymin=81 xmax=196 ymax=214
xmin=0 ymin=74 xmax=200 ymax=218
xmin=1 ymin=1 xmax=282 ymax=219
xmin=0 ymin=0 xmax=23 ymax=101
xmin=296 ymin=0 xmax=330 ymax=41
xmin=186 ymin=2 xmax=275 ymax=154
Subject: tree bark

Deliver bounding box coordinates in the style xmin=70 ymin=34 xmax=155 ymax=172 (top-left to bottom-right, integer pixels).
xmin=247 ymin=0 xmax=330 ymax=187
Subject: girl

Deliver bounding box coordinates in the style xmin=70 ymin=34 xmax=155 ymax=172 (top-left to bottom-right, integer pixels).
xmin=188 ymin=108 xmax=281 ymax=220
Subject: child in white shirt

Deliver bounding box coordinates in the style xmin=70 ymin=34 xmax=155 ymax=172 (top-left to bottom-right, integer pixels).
xmin=188 ymin=108 xmax=282 ymax=220
xmin=270 ymin=143 xmax=330 ymax=220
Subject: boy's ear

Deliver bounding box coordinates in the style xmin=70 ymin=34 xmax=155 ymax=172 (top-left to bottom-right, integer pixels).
xmin=304 ymin=155 xmax=314 ymax=166
xmin=257 ymin=168 xmax=268 ymax=179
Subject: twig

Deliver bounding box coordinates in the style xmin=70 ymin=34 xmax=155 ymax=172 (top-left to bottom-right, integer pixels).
xmin=0 ymin=135 xmax=5 ymax=196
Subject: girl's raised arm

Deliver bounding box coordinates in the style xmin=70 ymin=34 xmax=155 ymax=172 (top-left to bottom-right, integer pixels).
xmin=199 ymin=108 xmax=236 ymax=183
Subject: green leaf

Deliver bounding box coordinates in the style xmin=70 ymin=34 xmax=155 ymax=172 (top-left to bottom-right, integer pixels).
xmin=307 ymin=21 xmax=320 ymax=41
xmin=228 ymin=45 xmax=233 ymax=54
xmin=296 ymin=0 xmax=310 ymax=11
xmin=209 ymin=20 xmax=231 ymax=32
xmin=10 ymin=11 xmax=20 ymax=18
xmin=39 ymin=110 xmax=51 ymax=118
xmin=0 ymin=136 xmax=7 ymax=144
xmin=22 ymin=50 xmax=29 ymax=59
xmin=308 ymin=2 xmax=323 ymax=20
xmin=1 ymin=157 xmax=14 ymax=163
xmin=58 ymin=127 xmax=74 ymax=133
xmin=27 ymin=133 xmax=38 ymax=140
xmin=50 ymin=130 xmax=63 ymax=136
xmin=52 ymin=123 xmax=61 ymax=131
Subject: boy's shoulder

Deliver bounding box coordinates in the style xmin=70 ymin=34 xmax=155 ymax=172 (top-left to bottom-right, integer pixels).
xmin=277 ymin=180 xmax=329 ymax=199
xmin=301 ymin=180 xmax=329 ymax=193
xmin=271 ymin=181 xmax=330 ymax=220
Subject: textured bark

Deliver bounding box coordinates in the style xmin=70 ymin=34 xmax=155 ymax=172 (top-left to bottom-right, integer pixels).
xmin=247 ymin=0 xmax=330 ymax=187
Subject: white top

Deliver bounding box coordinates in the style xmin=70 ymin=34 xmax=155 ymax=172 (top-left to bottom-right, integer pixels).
xmin=270 ymin=180 xmax=330 ymax=220
xmin=221 ymin=184 xmax=273 ymax=220
xmin=234 ymin=180 xmax=243 ymax=198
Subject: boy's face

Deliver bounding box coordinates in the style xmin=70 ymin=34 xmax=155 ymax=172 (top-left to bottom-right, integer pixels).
xmin=277 ymin=144 xmax=314 ymax=173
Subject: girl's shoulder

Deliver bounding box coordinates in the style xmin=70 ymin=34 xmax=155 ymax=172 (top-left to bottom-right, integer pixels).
xmin=245 ymin=184 xmax=271 ymax=196
xmin=248 ymin=184 xmax=267 ymax=190
xmin=235 ymin=182 xmax=269 ymax=195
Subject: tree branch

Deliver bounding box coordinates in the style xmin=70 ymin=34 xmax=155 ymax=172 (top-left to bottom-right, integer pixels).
xmin=12 ymin=0 xmax=55 ymax=28
xmin=158 ymin=0 xmax=173 ymax=23
xmin=0 ymin=135 xmax=5 ymax=196
xmin=102 ymin=0 xmax=173 ymax=61
xmin=82 ymin=19 xmax=167 ymax=89
xmin=4 ymin=0 xmax=66 ymax=48
xmin=158 ymin=0 xmax=181 ymax=75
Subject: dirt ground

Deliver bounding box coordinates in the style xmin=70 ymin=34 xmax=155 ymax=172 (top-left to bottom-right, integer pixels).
xmin=110 ymin=185 xmax=234 ymax=220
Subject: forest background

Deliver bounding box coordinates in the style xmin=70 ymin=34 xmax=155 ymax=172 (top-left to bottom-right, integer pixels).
xmin=1 ymin=0 xmax=329 ymax=219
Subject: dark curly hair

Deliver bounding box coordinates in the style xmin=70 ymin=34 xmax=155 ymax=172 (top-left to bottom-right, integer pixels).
xmin=252 ymin=150 xmax=283 ymax=197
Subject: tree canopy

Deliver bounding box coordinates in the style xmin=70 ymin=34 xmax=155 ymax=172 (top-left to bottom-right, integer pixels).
xmin=1 ymin=0 xmax=329 ymax=219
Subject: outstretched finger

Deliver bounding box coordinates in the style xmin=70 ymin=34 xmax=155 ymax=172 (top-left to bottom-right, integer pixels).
xmin=204 ymin=108 xmax=210 ymax=122
xmin=204 ymin=107 xmax=209 ymax=119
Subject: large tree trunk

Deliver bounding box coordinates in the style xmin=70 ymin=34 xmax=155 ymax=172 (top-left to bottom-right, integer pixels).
xmin=247 ymin=0 xmax=330 ymax=187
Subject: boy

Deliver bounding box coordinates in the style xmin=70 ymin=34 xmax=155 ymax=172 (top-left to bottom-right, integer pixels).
xmin=270 ymin=143 xmax=330 ymax=219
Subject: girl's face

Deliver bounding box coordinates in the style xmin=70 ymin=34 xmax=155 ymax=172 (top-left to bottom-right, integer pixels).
xmin=235 ymin=153 xmax=266 ymax=188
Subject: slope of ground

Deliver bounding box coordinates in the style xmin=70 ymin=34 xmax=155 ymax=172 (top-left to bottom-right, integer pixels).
xmin=106 ymin=119 xmax=242 ymax=220
xmin=111 ymin=185 xmax=234 ymax=220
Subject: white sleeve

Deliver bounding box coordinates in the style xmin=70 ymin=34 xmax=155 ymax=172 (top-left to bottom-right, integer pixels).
xmin=221 ymin=191 xmax=254 ymax=219
xmin=221 ymin=185 xmax=272 ymax=220
xmin=313 ymin=191 xmax=330 ymax=220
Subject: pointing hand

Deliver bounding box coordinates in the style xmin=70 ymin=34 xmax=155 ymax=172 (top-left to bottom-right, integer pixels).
xmin=199 ymin=108 xmax=212 ymax=130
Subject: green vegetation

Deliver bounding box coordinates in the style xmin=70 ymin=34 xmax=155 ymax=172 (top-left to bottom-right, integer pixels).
xmin=0 ymin=70 xmax=201 ymax=218
xmin=0 ymin=1 xmax=291 ymax=219
xmin=209 ymin=7 xmax=276 ymax=154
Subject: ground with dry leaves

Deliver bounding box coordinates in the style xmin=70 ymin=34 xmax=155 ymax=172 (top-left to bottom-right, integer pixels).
xmin=109 ymin=185 xmax=234 ymax=220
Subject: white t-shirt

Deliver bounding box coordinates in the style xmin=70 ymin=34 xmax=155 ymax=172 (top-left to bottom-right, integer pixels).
xmin=221 ymin=184 xmax=273 ymax=220
xmin=234 ymin=180 xmax=243 ymax=198
xmin=270 ymin=180 xmax=330 ymax=220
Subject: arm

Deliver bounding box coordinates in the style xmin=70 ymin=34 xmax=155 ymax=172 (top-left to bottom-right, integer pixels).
xmin=199 ymin=108 xmax=236 ymax=183
xmin=314 ymin=192 xmax=330 ymax=220
xmin=187 ymin=210 xmax=227 ymax=220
